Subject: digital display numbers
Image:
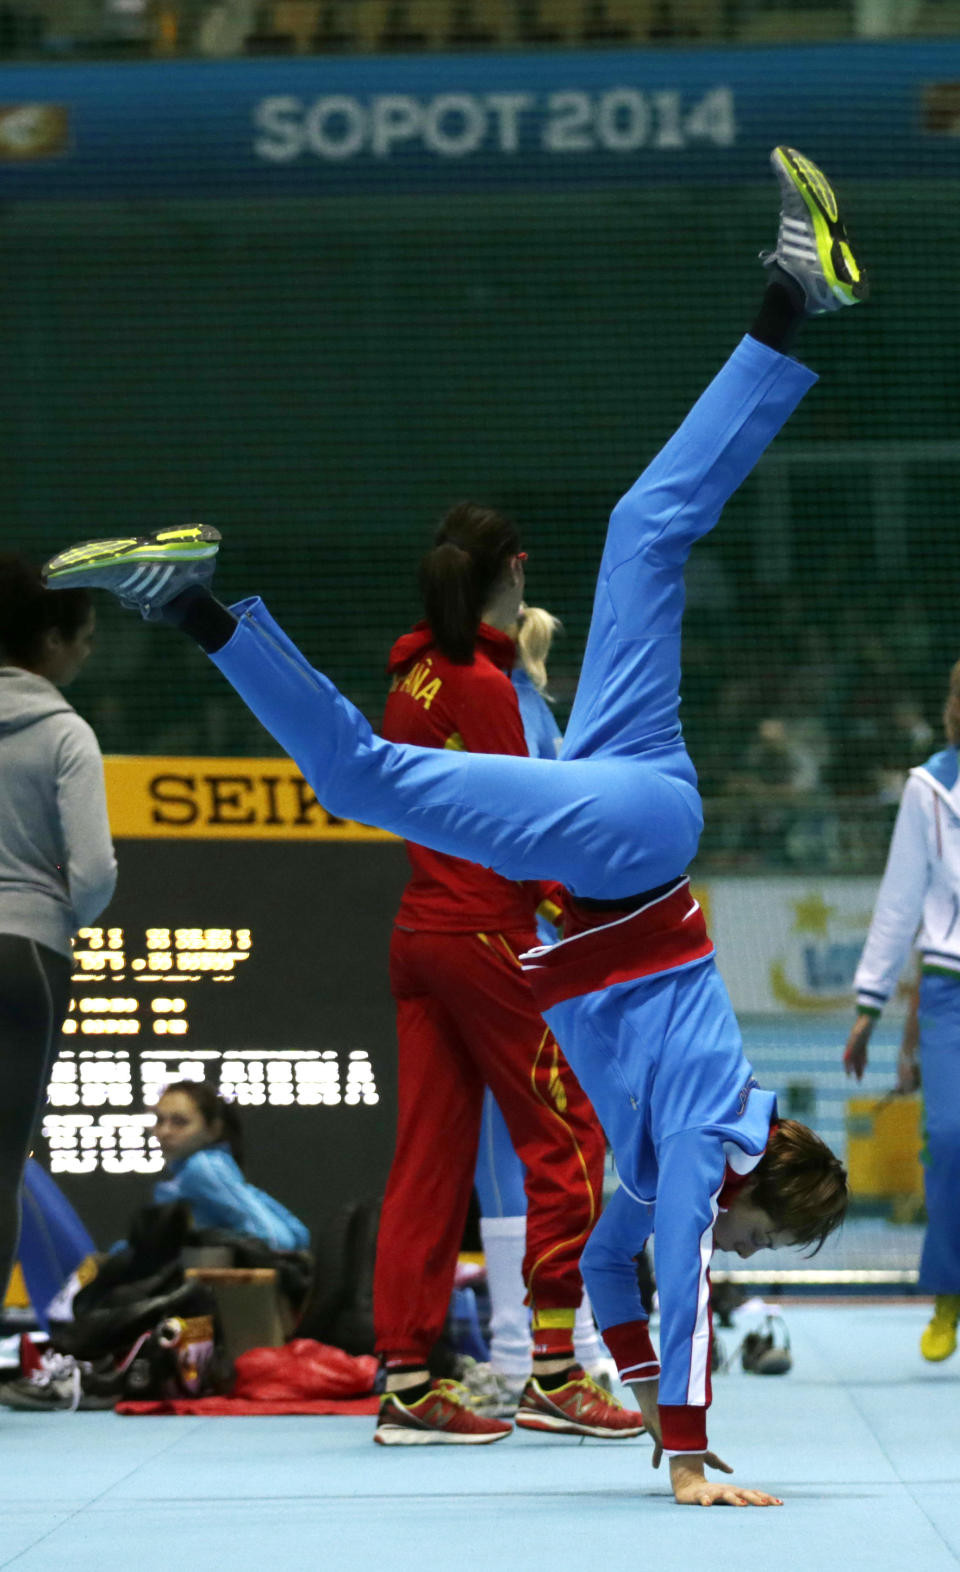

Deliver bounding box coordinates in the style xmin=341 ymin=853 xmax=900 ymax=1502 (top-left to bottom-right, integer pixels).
xmin=34 ymin=833 xmax=407 ymax=1238
xmin=42 ymin=921 xmax=380 ymax=1176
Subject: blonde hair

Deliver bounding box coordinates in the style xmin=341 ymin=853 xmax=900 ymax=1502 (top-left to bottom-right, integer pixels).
xmin=516 ymin=605 xmax=561 ymax=695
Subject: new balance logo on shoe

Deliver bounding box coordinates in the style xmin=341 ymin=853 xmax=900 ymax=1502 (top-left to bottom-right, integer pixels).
xmin=373 ymin=1379 xmax=513 ymax=1445
xmin=514 ymin=1368 xmax=646 ymax=1439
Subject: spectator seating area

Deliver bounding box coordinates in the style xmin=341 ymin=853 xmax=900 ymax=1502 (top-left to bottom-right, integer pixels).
xmin=5 ymin=0 xmax=960 ymax=61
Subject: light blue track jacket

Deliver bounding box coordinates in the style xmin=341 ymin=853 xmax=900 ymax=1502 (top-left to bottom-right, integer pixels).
xmin=154 ymin=1144 xmax=310 ymax=1250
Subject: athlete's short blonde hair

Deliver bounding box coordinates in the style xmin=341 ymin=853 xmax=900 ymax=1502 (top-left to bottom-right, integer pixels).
xmin=517 ymin=604 xmax=562 ymax=695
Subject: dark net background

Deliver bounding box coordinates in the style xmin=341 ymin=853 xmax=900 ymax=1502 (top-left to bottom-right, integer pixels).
xmin=0 ymin=4 xmax=952 ymax=1262
xmin=1 ymin=39 xmax=955 ymax=875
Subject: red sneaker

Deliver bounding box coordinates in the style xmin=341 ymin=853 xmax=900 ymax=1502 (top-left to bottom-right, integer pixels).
xmin=514 ymin=1368 xmax=645 ymax=1439
xmin=373 ymin=1379 xmax=513 ymax=1445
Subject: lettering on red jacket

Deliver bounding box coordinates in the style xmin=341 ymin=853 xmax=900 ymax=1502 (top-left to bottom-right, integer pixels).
xmin=389 ymin=657 xmax=443 ymax=713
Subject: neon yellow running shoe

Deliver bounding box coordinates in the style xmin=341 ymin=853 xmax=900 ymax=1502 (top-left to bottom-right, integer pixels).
xmin=920 ymin=1295 xmax=960 ymax=1362
xmin=42 ymin=524 xmax=221 ymax=620
xmin=762 ymin=145 xmax=869 ymax=315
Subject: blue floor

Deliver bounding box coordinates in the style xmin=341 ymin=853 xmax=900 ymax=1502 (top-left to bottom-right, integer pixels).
xmin=3 ymin=1304 xmax=960 ymax=1571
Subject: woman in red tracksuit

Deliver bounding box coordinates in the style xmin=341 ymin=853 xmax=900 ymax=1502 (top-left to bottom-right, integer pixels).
xmin=371 ymin=502 xmax=641 ymax=1443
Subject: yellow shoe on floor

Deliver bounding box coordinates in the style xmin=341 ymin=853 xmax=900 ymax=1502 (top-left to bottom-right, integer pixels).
xmin=920 ymin=1296 xmax=960 ymax=1362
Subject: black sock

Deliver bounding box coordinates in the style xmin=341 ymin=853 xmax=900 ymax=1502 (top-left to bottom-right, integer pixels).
xmin=748 ymin=271 xmax=806 ymax=353
xmin=384 ymin=1364 xmax=431 ymax=1406
xmin=391 ymin=1378 xmax=431 ymax=1405
xmin=162 ymin=585 xmax=237 ymax=654
xmin=383 ymin=1358 xmax=430 ymax=1408
xmin=534 ymin=1362 xmax=580 ymax=1392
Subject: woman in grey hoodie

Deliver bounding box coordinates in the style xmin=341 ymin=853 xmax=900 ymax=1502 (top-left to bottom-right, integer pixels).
xmin=0 ymin=556 xmax=116 ymax=1298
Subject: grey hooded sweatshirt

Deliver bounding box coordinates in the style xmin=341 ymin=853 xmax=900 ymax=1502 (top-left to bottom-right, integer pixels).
xmin=0 ymin=667 xmax=116 ymax=958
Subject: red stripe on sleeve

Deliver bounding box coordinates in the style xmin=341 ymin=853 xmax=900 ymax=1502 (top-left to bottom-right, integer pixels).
xmin=660 ymin=1404 xmax=708 ymax=1453
xmin=601 ymin=1320 xmax=660 ymax=1381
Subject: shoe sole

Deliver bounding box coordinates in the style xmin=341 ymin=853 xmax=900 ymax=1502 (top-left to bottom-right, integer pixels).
xmin=513 ymin=1411 xmax=644 ymax=1439
xmin=920 ymin=1339 xmax=957 ymax=1363
xmin=373 ymin=1425 xmax=511 ymax=1445
xmin=44 ymin=525 xmax=221 ymax=583
xmin=773 ymin=146 xmax=868 ymax=307
xmin=0 ymin=1390 xmax=74 ymax=1410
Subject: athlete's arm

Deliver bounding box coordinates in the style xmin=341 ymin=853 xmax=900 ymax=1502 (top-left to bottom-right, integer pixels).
xmin=653 ymin=1130 xmax=784 ymax=1504
xmin=55 ymin=717 xmax=117 ymax=926
xmin=628 ymin=1376 xmax=662 ymax=1465
xmin=846 ymin=777 xmax=930 ymax=1079
xmin=896 ymin=976 xmax=921 ymax=1093
xmin=171 ymin=1149 xmax=305 ymax=1249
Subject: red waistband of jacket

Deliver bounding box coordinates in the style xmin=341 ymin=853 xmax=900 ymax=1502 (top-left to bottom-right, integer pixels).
xmin=519 ymin=878 xmax=714 ymax=1012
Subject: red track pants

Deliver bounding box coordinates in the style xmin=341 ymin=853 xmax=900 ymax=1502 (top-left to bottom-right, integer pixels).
xmin=374 ymin=926 xmax=606 ymax=1363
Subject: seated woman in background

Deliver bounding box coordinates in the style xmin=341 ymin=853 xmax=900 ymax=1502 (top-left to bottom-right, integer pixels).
xmin=153 ymin=1080 xmax=310 ymax=1252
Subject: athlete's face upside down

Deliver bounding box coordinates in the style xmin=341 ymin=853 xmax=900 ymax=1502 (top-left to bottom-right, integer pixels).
xmin=712 ymin=1188 xmax=795 ymax=1258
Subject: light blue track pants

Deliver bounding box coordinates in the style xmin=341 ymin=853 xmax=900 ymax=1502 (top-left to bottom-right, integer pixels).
xmin=211 ymin=337 xmax=816 ymax=900
xmin=918 ymin=973 xmax=960 ymax=1293
xmin=475 ymin=1090 xmax=528 ymax=1218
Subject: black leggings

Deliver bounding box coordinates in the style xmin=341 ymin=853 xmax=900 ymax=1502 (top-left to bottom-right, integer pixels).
xmin=0 ymin=934 xmax=71 ymax=1298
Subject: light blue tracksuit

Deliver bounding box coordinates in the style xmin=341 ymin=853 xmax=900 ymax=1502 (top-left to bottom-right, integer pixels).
xmin=208 ymin=337 xmax=816 ymax=1420
xmin=917 ymin=972 xmax=960 ymax=1292
xmin=474 ymin=668 xmax=562 ymax=1218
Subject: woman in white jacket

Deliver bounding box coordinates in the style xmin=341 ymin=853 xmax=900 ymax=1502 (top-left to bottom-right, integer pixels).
xmin=0 ymin=556 xmax=116 ymax=1300
xmin=844 ymin=659 xmax=960 ymax=1362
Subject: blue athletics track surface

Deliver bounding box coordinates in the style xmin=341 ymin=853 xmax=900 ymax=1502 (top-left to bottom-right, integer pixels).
xmin=3 ymin=1012 xmax=957 ymax=1571
xmin=1 ymin=1302 xmax=958 ymax=1571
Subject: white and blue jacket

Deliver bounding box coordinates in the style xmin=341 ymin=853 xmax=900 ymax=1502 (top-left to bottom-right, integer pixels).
xmin=855 ymin=747 xmax=960 ymax=1013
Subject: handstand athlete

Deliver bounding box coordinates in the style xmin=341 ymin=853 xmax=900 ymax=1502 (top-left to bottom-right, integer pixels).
xmin=45 ymin=146 xmax=866 ymax=1505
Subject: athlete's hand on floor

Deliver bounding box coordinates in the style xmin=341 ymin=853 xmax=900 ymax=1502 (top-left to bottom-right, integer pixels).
xmin=670 ymin=1456 xmax=782 ymax=1507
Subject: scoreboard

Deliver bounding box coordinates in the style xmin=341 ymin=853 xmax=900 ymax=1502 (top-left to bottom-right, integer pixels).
xmin=37 ymin=757 xmax=410 ymax=1246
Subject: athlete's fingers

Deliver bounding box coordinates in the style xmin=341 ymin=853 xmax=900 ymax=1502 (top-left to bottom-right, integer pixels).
xmin=704 ymin=1451 xmax=733 ymax=1474
xmin=651 ymin=1440 xmax=663 ymax=1468
xmin=843 ymin=1046 xmax=862 ymax=1079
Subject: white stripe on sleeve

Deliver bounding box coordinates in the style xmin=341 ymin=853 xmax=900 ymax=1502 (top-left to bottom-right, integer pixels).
xmin=686 ymin=1188 xmax=721 ymax=1407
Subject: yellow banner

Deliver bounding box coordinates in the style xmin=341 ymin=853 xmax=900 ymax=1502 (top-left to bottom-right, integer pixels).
xmin=104 ymin=756 xmax=396 ymax=841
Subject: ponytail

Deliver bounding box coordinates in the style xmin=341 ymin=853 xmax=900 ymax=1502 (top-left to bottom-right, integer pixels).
xmin=418 ymin=540 xmax=482 ymax=665
xmin=517 ymin=604 xmax=561 ymax=696
xmin=418 ymin=502 xmax=521 ymax=664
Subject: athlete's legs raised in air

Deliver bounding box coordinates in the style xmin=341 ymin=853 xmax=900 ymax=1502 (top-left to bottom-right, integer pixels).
xmin=560 ymin=338 xmax=814 ymax=768
xmin=42 ymin=147 xmax=864 ymax=907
